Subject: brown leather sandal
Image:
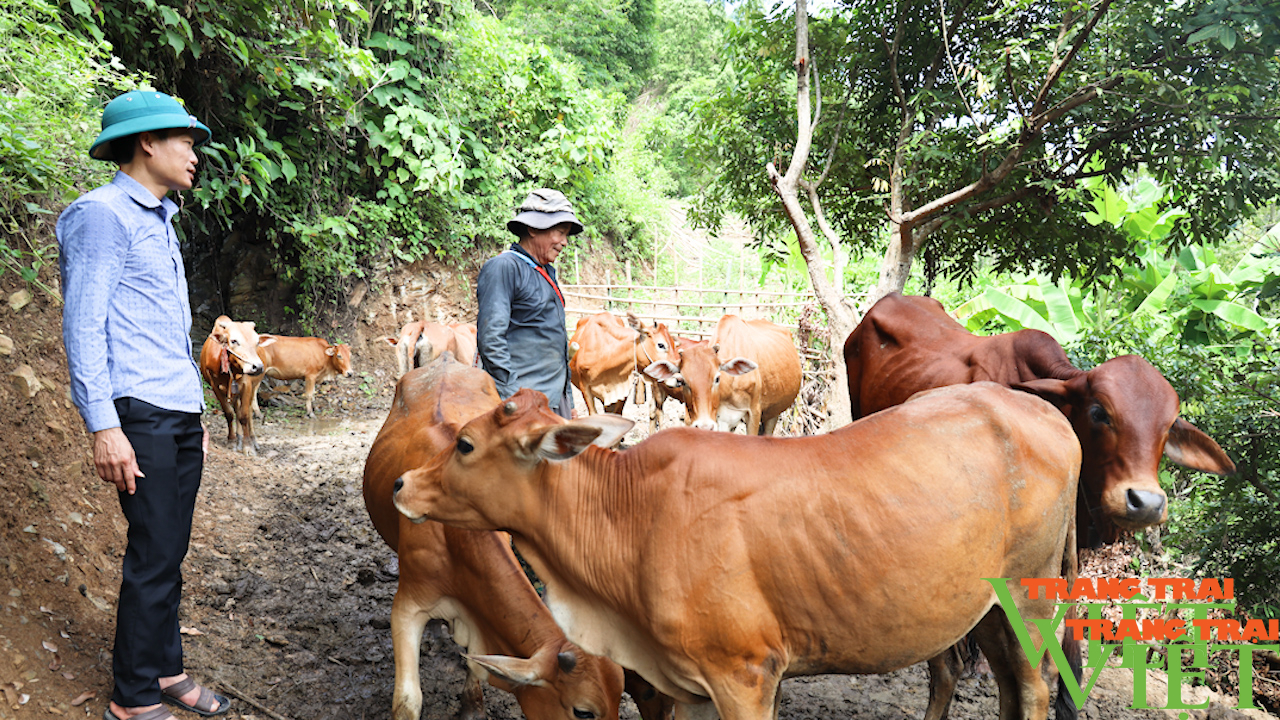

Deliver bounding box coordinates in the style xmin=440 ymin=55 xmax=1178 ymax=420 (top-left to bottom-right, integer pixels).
xmin=160 ymin=677 xmax=230 ymax=717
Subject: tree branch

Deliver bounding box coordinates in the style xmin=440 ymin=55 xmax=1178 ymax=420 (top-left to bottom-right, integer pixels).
xmin=1032 ymin=0 xmax=1115 ymax=115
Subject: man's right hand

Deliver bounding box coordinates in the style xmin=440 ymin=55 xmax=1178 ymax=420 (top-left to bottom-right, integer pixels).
xmin=93 ymin=427 xmax=144 ymax=494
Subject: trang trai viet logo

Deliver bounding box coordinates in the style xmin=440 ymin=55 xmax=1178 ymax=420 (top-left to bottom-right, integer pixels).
xmin=987 ymin=577 xmax=1280 ymax=717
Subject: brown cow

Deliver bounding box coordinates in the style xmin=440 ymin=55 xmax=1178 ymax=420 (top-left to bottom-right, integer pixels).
xmin=363 ymin=354 xmax=627 ymax=720
xmin=844 ymin=293 xmax=1237 ymax=720
xmin=198 ymin=316 xmax=275 ymax=454
xmin=844 ymin=293 xmax=1235 ymax=545
xmin=392 ymin=383 xmax=1080 ymax=720
xmin=643 ymin=315 xmax=801 ymax=435
xmin=569 ymin=312 xmax=676 ymax=430
xmin=385 ymin=321 xmax=477 ymax=378
xmin=245 ymin=335 xmax=353 ymax=418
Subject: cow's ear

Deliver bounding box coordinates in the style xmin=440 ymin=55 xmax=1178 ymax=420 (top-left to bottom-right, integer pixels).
xmin=257 ymin=335 xmax=277 ymax=348
xmin=720 ymin=357 xmax=758 ymax=376
xmin=625 ymin=312 xmax=644 ymax=333
xmin=643 ymin=360 xmax=679 ymax=382
xmin=211 ymin=317 xmax=231 ymax=344
xmin=1011 ymin=378 xmax=1071 ymax=410
xmin=534 ymin=416 xmax=634 ymax=460
xmin=1166 ymin=418 xmax=1235 ymax=475
xmin=465 ymin=652 xmax=550 ymax=688
xmin=325 ymin=346 xmax=336 ymax=356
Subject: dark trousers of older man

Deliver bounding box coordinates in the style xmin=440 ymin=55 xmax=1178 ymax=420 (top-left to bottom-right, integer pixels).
xmin=111 ymin=397 xmax=204 ymax=708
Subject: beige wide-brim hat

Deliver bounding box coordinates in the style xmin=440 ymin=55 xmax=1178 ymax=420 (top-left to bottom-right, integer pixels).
xmin=507 ymin=188 xmax=584 ymax=237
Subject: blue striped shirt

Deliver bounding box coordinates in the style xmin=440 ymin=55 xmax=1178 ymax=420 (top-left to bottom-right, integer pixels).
xmin=57 ymin=171 xmax=203 ymax=432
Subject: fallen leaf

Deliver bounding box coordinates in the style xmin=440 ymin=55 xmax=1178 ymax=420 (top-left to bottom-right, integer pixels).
xmin=39 ymin=606 xmax=52 ymax=614
xmin=48 ymin=654 xmax=60 ymax=671
xmin=18 ymin=693 xmax=29 ymax=705
xmin=179 ymin=627 xmax=204 ymax=636
xmin=61 ymin=672 xmax=75 ymax=681
xmin=59 ymin=631 xmax=69 ymax=639
xmin=70 ymin=691 xmax=95 ymax=706
xmin=42 ymin=641 xmax=57 ymax=653
xmin=47 ymin=705 xmax=64 ymax=715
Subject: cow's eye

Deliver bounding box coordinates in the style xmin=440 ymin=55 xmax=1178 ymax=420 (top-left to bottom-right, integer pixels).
xmin=1089 ymin=405 xmax=1110 ymax=426
xmin=713 ymin=375 xmax=720 ymax=386
xmin=457 ymin=437 xmax=474 ymax=455
xmin=572 ymin=710 xmax=595 ymax=720
xmin=657 ymin=342 xmax=667 ymax=351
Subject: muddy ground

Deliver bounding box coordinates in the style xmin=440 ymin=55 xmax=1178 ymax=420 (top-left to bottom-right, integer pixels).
xmin=1 ymin=263 xmax=1276 ymax=720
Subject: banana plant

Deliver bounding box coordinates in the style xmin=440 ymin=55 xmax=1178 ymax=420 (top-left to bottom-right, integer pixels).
xmin=955 ymin=173 xmax=1279 ymax=345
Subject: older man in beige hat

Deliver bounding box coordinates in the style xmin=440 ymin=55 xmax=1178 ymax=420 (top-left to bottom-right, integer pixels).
xmin=476 ymin=188 xmax=583 ymax=418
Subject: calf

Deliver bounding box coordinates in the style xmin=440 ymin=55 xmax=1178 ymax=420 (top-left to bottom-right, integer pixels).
xmin=198 ymin=316 xmax=275 ymax=454
xmin=393 ymin=383 xmax=1081 ymax=720
xmin=644 ymin=315 xmax=800 ymax=435
xmin=245 ymin=335 xmax=353 ymax=418
xmin=569 ymin=312 xmax=676 ymax=431
xmin=363 ymin=354 xmax=626 ymax=720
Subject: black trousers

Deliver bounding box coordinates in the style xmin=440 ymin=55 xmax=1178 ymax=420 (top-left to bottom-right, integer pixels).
xmin=111 ymin=397 xmax=204 ymax=708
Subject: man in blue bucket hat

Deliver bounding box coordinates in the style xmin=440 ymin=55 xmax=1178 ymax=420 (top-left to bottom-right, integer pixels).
xmin=57 ymin=90 xmax=230 ymax=720
xmin=476 ymin=188 xmax=583 ymax=418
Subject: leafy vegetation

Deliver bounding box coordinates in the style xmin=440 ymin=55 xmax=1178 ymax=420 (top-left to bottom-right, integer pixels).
xmin=689 ymin=0 xmax=1280 ymax=301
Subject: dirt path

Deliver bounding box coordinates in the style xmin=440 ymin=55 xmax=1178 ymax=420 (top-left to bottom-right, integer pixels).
xmin=170 ymin=396 xmax=1273 ymax=720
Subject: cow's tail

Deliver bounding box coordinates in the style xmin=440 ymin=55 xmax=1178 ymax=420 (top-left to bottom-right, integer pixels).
xmin=1054 ymin=504 xmax=1082 ymax=720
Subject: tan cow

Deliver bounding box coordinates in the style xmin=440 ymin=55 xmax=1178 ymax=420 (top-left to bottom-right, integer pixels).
xmin=363 ymin=354 xmax=627 ymax=720
xmin=385 ymin=321 xmax=478 ymax=378
xmin=244 ymin=335 xmax=354 ymax=418
xmin=569 ymin=312 xmax=676 ymax=430
xmin=198 ymin=315 xmax=275 ymax=454
xmin=643 ymin=315 xmax=800 ymax=435
xmin=392 ymin=383 xmax=1080 ymax=720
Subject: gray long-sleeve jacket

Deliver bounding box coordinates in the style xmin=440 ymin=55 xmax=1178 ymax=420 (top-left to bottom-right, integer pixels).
xmin=476 ymin=244 xmax=573 ymax=415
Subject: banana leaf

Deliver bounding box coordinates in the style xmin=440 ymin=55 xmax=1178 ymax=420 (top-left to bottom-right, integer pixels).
xmin=1190 ymin=299 xmax=1275 ymax=332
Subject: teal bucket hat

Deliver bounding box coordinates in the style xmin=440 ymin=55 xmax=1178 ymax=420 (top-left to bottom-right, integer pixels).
xmin=89 ymin=90 xmax=212 ymax=162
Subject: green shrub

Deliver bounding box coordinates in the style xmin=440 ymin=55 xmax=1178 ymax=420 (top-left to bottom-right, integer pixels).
xmin=0 ymin=0 xmax=148 ymax=289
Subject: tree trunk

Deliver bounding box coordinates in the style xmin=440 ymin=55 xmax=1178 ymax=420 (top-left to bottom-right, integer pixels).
xmin=767 ymin=0 xmax=854 ymax=429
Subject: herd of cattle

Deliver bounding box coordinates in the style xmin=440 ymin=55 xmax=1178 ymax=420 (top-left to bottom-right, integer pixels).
xmin=198 ymin=293 xmax=1236 ymax=720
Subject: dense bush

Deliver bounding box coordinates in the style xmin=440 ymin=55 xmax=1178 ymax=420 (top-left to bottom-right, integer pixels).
xmin=0 ymin=0 xmax=148 ymax=289
xmin=35 ymin=0 xmax=669 ymax=315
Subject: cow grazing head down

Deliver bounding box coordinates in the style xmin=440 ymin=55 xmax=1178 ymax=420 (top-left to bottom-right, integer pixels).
xmin=210 ymin=315 xmax=275 ymax=377
xmin=393 ymin=389 xmax=633 ymax=531
xmin=642 ymin=342 xmax=756 ymax=430
xmin=466 ymin=643 xmax=625 ymax=720
xmin=1014 ymin=354 xmax=1234 ymax=543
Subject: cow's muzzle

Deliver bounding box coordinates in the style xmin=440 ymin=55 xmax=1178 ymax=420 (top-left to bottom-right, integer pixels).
xmin=1123 ymin=488 xmax=1167 ymax=527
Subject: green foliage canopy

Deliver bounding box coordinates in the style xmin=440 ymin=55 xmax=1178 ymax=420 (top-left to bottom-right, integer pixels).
xmin=690 ymin=0 xmax=1280 ymax=290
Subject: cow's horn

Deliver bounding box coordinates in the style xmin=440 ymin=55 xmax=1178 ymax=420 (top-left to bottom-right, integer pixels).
xmin=557 ymin=650 xmax=577 ymax=674
xmin=504 ymin=401 xmax=518 ymax=416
